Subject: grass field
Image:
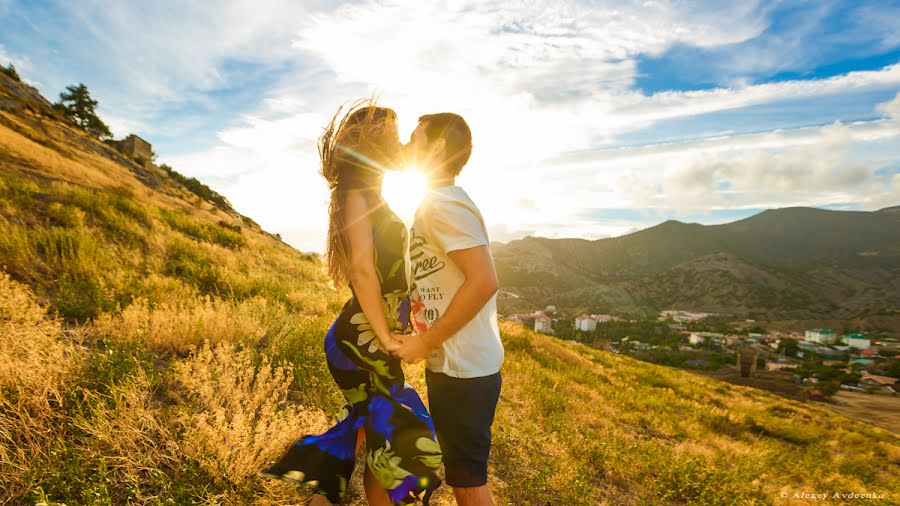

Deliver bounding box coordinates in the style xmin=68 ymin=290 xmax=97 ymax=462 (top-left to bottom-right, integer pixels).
xmin=1 ymin=76 xmax=899 ymax=505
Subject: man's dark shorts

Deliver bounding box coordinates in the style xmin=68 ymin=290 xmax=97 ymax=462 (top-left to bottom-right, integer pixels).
xmin=425 ymin=369 xmax=502 ymax=488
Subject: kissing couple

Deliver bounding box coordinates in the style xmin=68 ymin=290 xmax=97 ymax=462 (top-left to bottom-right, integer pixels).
xmin=259 ymin=100 xmax=505 ymax=506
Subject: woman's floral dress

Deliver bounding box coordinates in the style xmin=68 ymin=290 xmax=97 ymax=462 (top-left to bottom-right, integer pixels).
xmin=260 ymin=201 xmax=443 ymax=504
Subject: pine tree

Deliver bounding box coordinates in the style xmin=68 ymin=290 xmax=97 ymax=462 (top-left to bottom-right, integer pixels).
xmin=54 ymin=83 xmax=112 ymax=140
xmin=1 ymin=64 xmax=19 ymax=81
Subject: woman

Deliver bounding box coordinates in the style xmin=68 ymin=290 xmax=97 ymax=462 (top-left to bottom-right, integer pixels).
xmin=259 ymin=101 xmax=443 ymax=505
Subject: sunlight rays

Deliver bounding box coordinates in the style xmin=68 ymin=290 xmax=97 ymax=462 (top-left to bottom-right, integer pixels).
xmin=382 ymin=169 xmax=427 ymax=223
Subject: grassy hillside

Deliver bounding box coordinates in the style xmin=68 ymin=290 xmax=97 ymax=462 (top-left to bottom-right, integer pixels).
xmin=1 ymin=72 xmax=899 ymax=505
xmin=492 ymin=208 xmax=900 ymax=329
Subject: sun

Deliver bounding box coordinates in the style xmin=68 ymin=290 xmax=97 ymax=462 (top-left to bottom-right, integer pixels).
xmin=382 ymin=169 xmax=427 ymax=223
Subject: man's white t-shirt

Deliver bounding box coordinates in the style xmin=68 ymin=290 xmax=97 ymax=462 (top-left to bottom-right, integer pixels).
xmin=409 ymin=185 xmax=504 ymax=378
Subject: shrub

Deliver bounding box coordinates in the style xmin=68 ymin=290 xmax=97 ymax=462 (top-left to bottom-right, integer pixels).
xmin=1 ymin=63 xmax=19 ymax=81
xmin=172 ymin=342 xmax=327 ymax=486
xmin=163 ymin=238 xmax=224 ymax=295
xmin=161 ymin=208 xmax=245 ymax=249
xmin=57 ymin=185 xmax=150 ymax=249
xmin=0 ymin=216 xmax=34 ymax=280
xmin=0 ymin=221 xmax=120 ymax=320
xmin=32 ymin=226 xmax=101 ymax=269
xmin=158 ymin=164 xmax=233 ymax=212
xmin=838 ymin=457 xmax=876 ymax=484
xmin=46 ymin=202 xmax=86 ymax=228
xmin=107 ymin=191 xmax=152 ymax=227
xmin=54 ymin=271 xmax=112 ymax=320
xmin=205 ymin=223 xmax=246 ymax=249
xmin=745 ymin=414 xmax=822 ymax=445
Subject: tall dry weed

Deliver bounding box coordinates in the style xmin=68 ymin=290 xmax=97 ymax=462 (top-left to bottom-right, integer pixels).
xmin=92 ymin=295 xmax=276 ymax=353
xmin=172 ymin=342 xmax=327 ymax=486
xmin=0 ymin=270 xmax=80 ymax=501
xmin=72 ymin=368 xmax=175 ymax=500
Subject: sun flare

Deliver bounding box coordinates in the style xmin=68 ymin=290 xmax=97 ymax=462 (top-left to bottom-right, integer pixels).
xmin=382 ymin=169 xmax=427 ymax=223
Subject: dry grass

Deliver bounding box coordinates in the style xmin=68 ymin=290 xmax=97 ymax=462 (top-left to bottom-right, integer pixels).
xmin=72 ymin=368 xmax=176 ymax=501
xmin=492 ymin=322 xmax=900 ymax=505
xmin=0 ymin=111 xmax=127 ymax=189
xmin=91 ymin=295 xmax=275 ymax=353
xmin=0 ymin=271 xmax=80 ymax=502
xmin=172 ymin=341 xmax=328 ymax=487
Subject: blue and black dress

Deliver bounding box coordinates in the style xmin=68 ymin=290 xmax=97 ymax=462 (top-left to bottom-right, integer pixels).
xmin=260 ymin=199 xmax=443 ymax=504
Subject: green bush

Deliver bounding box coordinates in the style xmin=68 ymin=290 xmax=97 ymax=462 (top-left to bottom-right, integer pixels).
xmin=54 ymin=272 xmax=112 ymax=320
xmin=163 ymin=238 xmax=224 ymax=295
xmin=1 ymin=63 xmax=19 ymax=81
xmin=160 ymin=208 xmax=245 ymax=249
xmin=32 ymin=227 xmax=97 ymax=266
xmin=746 ymin=415 xmax=822 ymax=446
xmin=159 ymin=164 xmax=233 ymax=212
xmin=46 ymin=203 xmax=86 ymax=228
xmin=55 ymin=185 xmax=150 ymax=249
xmin=838 ymin=457 xmax=876 ymax=484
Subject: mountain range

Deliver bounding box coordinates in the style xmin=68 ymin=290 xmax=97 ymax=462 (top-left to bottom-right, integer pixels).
xmin=492 ymin=206 xmax=900 ymax=331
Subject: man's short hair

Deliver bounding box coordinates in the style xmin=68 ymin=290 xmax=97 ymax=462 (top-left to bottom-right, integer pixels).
xmin=418 ymin=113 xmax=472 ymax=176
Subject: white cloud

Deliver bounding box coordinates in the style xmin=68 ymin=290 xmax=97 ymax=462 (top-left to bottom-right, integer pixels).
xmin=877 ymin=92 xmax=900 ymax=119
xmin=868 ymin=172 xmax=900 ymax=211
xmin=165 ymin=140 xmax=330 ymax=252
xmin=104 ymin=115 xmax=150 ymax=140
xmin=599 ymin=102 xmax=900 ymax=217
xmin=62 ymin=0 xmax=312 ymax=99
xmin=281 ymin=1 xmax=900 ymax=177
xmin=18 ymin=1 xmax=894 ymax=249
xmin=159 ymin=2 xmax=900 ymax=250
xmin=853 ymin=3 xmax=900 ymax=51
xmin=611 ymin=64 xmax=900 ymax=131
xmin=288 ymin=0 xmax=773 ymax=164
xmin=5 ymin=0 xmax=324 ymax=144
xmin=0 ymin=43 xmax=31 ymax=76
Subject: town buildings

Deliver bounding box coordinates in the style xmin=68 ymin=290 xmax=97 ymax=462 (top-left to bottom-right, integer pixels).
xmin=507 ymin=310 xmax=555 ymax=335
xmin=659 ymin=309 xmax=713 ymax=323
xmin=534 ymin=314 xmax=553 ymax=334
xmin=805 ymin=328 xmax=837 ymax=344
xmin=842 ymin=333 xmax=872 ymax=350
xmin=574 ymin=313 xmax=621 ymax=331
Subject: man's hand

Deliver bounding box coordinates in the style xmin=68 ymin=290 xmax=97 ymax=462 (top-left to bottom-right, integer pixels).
xmin=390 ymin=332 xmax=432 ymax=364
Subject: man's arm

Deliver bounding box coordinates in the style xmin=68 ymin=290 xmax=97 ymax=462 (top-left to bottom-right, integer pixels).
xmin=391 ymin=244 xmax=498 ymax=363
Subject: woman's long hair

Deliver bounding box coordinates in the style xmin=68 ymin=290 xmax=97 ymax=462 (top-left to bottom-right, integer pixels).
xmin=320 ymin=99 xmax=399 ymax=288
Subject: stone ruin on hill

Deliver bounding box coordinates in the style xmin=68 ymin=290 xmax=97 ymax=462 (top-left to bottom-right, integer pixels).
xmin=108 ymin=133 xmax=243 ymax=229
xmin=110 ymin=134 xmax=153 ymax=167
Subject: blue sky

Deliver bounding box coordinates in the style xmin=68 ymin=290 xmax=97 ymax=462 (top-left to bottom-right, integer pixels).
xmin=2 ymin=0 xmax=899 ymax=251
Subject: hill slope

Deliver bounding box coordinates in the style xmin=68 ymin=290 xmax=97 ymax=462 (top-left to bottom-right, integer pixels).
xmin=492 ymin=207 xmax=900 ymax=327
xmin=1 ymin=71 xmax=899 ymax=505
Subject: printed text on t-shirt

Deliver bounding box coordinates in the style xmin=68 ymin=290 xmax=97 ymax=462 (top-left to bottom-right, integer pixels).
xmin=410 ymin=228 xmax=445 ymax=281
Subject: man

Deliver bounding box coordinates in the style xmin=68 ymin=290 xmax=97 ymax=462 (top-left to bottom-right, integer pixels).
xmin=388 ymin=113 xmax=504 ymax=506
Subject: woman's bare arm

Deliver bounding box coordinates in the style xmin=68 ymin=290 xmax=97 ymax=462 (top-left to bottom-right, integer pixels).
xmin=344 ymin=190 xmax=396 ymax=350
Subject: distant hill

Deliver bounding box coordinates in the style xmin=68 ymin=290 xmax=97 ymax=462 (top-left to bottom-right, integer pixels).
xmin=492 ymin=206 xmax=900 ymax=330
xmin=1 ymin=69 xmax=898 ymax=505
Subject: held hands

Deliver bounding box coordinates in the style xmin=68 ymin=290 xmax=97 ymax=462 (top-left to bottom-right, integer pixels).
xmin=378 ymin=333 xmax=404 ymax=354
xmin=387 ymin=332 xmax=433 ymax=364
